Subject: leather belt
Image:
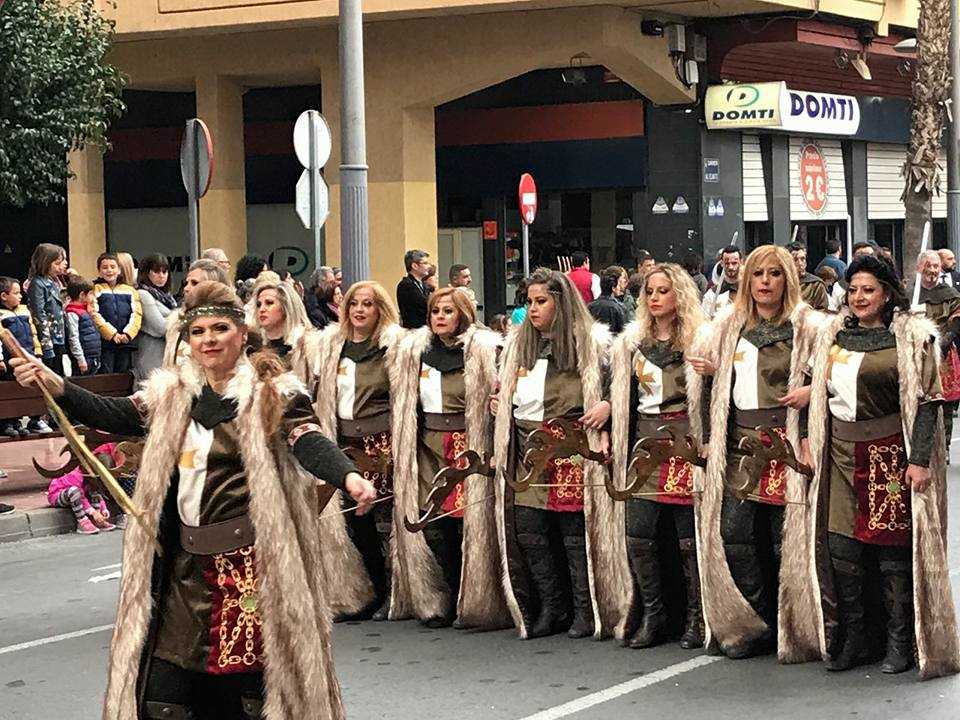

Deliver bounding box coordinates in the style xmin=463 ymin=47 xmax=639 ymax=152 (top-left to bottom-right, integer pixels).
xmin=422 ymin=412 xmax=466 ymax=432
xmin=180 ymin=514 xmax=254 ymax=556
xmin=338 ymin=412 xmax=391 ymax=438
xmin=734 ymin=407 xmax=787 ymax=429
xmin=832 ymin=413 xmax=902 ymax=442
xmin=635 ymin=414 xmax=690 ymax=439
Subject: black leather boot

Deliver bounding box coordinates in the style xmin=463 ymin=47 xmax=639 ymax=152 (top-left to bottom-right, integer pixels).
xmin=625 ymin=537 xmax=667 ymax=649
xmin=423 ymin=522 xmax=460 ymax=628
xmin=678 ymin=537 xmax=705 ymax=650
xmin=880 ymin=558 xmax=915 ymax=674
xmin=518 ymin=532 xmax=567 ymax=638
xmin=826 ymin=556 xmax=871 ymax=671
xmin=562 ymin=534 xmax=595 ymax=638
xmin=722 ymin=543 xmax=774 ymax=659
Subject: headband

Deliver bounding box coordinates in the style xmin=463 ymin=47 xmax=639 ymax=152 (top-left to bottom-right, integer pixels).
xmin=180 ymin=304 xmax=246 ymax=330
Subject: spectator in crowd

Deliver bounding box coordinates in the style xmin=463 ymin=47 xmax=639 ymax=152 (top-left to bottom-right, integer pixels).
xmin=682 ymin=251 xmax=708 ymax=297
xmin=510 ymin=278 xmax=529 ymax=326
xmin=815 ymin=265 xmax=846 ymax=311
xmin=588 ymin=265 xmax=627 ymax=334
xmin=201 ymin=247 xmax=231 ymax=276
xmin=92 ymin=252 xmax=142 ymax=374
xmin=333 ymin=266 xmax=343 ymax=287
xmin=624 ymin=271 xmax=644 ymax=322
xmin=135 ymin=253 xmax=177 ymax=382
xmin=397 ymin=248 xmax=433 ymax=328
xmin=64 ymin=277 xmax=102 ymax=376
xmin=314 ymin=279 xmax=341 ymax=325
xmin=424 ymin=263 xmax=439 ymax=293
xmin=939 ymin=249 xmax=960 ymax=287
xmin=637 ymin=250 xmax=656 ymax=277
xmin=701 ymin=245 xmax=741 ymax=318
xmin=852 ymin=240 xmax=877 ymax=259
xmin=815 ymin=238 xmax=847 ymax=279
xmin=786 ymin=241 xmax=829 ymax=310
xmin=26 ymin=243 xmax=67 ymax=375
xmin=234 ymin=253 xmax=268 ymax=301
xmin=117 ymin=252 xmax=138 ymax=287
xmin=48 ymin=442 xmax=120 ymax=534
xmin=304 ymin=266 xmax=336 ymax=328
xmin=448 ymin=263 xmax=477 ymax=306
xmin=488 ymin=313 xmax=509 ymax=335
xmin=709 ymin=247 xmax=725 ymax=287
xmin=879 ymin=245 xmax=896 ymax=267
xmin=566 ymin=250 xmax=599 ymax=304
xmin=164 ymin=259 xmax=229 ymax=368
xmin=0 ymin=275 xmax=50 ymax=436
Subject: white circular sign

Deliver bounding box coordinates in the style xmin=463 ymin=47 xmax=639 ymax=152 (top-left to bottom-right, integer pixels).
xmin=293 ymin=110 xmax=332 ymax=169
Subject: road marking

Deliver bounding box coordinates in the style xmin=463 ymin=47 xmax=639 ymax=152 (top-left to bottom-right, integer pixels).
xmin=90 ymin=563 xmax=122 ymax=572
xmin=88 ymin=571 xmax=121 ymax=584
xmin=0 ymin=625 xmax=115 ymax=656
xmin=516 ymin=655 xmax=721 ymax=720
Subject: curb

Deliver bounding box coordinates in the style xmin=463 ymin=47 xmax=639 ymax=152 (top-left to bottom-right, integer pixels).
xmin=0 ymin=507 xmax=76 ymax=544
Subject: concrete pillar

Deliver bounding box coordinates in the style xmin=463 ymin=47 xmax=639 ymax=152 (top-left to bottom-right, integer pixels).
xmin=66 ymin=146 xmax=106 ymax=277
xmin=195 ymin=75 xmax=247 ymax=266
xmin=767 ymin=135 xmax=792 ymax=246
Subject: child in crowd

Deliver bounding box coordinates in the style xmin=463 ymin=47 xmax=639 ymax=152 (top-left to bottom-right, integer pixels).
xmin=0 ymin=276 xmax=52 ymax=436
xmin=47 ymin=442 xmax=119 ymax=534
xmin=25 ymin=243 xmax=67 ymax=376
xmin=64 ymin=277 xmax=102 ymax=376
xmin=92 ymin=252 xmax=142 ymax=374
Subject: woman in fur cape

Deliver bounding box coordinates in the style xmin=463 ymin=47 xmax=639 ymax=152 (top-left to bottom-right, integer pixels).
xmin=247 ymin=277 xmax=321 ymax=385
xmin=689 ymin=244 xmax=823 ymax=662
xmin=492 ymin=267 xmax=628 ymax=639
xmin=609 ymin=263 xmax=707 ymax=650
xmin=312 ymin=281 xmax=414 ymax=621
xmin=391 ymin=287 xmax=510 ymax=628
xmin=806 ymin=255 xmax=959 ymax=678
xmin=10 ymin=281 xmax=377 ymax=720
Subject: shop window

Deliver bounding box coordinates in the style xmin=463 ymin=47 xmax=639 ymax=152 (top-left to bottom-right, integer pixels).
xmin=869 ymin=220 xmax=904 ymax=274
xmin=796 ymin=222 xmax=846 ymax=272
xmin=744 ymin=222 xmax=772 ymax=251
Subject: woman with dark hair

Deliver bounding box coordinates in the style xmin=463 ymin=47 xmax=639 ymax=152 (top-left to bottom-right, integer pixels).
xmin=26 ymin=243 xmax=68 ymax=375
xmin=492 ymin=267 xmax=624 ymax=639
xmin=10 ymin=281 xmax=376 ymax=719
xmin=509 ymin=279 xmax=529 ymax=327
xmin=135 ymin=253 xmax=177 ymax=382
xmin=314 ymin=279 xmax=341 ymax=326
xmin=806 ymin=255 xmax=959 ymax=677
xmin=682 ymin=252 xmax=708 ymax=298
xmin=235 ymin=254 xmax=267 ymax=303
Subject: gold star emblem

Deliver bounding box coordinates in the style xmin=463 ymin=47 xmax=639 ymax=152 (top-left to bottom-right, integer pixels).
xmin=733 ymin=351 xmax=745 ymax=363
xmin=517 ymin=367 xmax=528 ymax=378
xmin=338 ymin=362 xmax=349 ymax=376
xmin=179 ymin=449 xmax=197 ymax=470
xmin=420 ymin=368 xmax=431 ymax=379
xmin=826 ymin=345 xmax=851 ymax=381
xmin=635 ymin=359 xmax=656 ymax=395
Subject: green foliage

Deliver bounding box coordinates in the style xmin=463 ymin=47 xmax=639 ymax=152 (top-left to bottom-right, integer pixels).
xmin=0 ymin=0 xmax=126 ymax=206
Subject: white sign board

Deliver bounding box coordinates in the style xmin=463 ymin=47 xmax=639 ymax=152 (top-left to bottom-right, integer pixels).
xmin=705 ymin=83 xmax=860 ymax=136
xmin=296 ymin=170 xmax=329 ymax=230
xmin=780 ymin=89 xmax=860 ymax=135
xmin=293 ymin=110 xmax=332 ymax=169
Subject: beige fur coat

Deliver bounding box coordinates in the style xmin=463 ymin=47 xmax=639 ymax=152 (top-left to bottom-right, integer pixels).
xmin=806 ymin=311 xmax=960 ymax=679
xmin=688 ymin=302 xmax=824 ymax=663
xmin=609 ymin=320 xmax=707 ymax=639
xmin=103 ymin=359 xmax=344 ymax=720
xmin=492 ymin=322 xmax=630 ymax=639
xmin=392 ymin=325 xmax=511 ymax=627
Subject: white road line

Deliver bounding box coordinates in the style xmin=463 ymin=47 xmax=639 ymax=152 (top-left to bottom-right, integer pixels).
xmin=0 ymin=625 xmax=114 ymax=656
xmin=90 ymin=563 xmax=122 ymax=572
xmin=516 ymin=655 xmax=721 ymax=720
xmin=88 ymin=570 xmax=121 ymax=584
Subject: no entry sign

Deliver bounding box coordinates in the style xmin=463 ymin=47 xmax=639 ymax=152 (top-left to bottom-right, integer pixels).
xmin=518 ymin=173 xmax=537 ymax=226
xmin=798 ymin=143 xmax=829 ymax=216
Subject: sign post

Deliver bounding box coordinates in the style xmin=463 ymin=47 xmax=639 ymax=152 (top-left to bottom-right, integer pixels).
xmin=179 ymin=119 xmax=214 ymax=261
xmin=294 ymin=110 xmax=332 ymax=266
xmin=518 ymin=173 xmax=538 ymax=277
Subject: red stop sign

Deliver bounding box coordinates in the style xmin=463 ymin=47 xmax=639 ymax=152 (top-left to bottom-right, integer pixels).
xmin=518 ymin=173 xmax=537 ymax=226
xmin=798 ymin=143 xmax=829 ymax=216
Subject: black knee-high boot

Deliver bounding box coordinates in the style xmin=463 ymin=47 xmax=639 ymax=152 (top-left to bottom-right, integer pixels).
xmin=423 ymin=520 xmax=462 ymax=628
xmin=826 ymin=533 xmax=871 ymax=671
xmin=518 ymin=532 xmax=567 ymax=638
xmin=678 ymin=537 xmax=705 ymax=649
xmin=562 ymin=534 xmax=594 ymax=638
xmin=723 ymin=543 xmax=774 ymax=658
xmin=625 ymin=537 xmax=667 ymax=648
xmin=371 ymin=504 xmax=393 ymax=621
xmin=879 ymin=556 xmax=915 ymax=674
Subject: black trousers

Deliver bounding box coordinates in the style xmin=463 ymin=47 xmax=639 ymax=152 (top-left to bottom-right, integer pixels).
xmin=514 ymin=505 xmax=585 ymax=539
xmin=100 ymin=344 xmax=134 ymax=374
xmin=625 ymin=498 xmax=694 ymax=541
xmin=142 ymin=657 xmax=263 ymax=719
xmin=42 ymin=344 xmax=66 ymax=377
xmin=720 ymin=495 xmax=785 ymax=625
xmin=345 ymin=498 xmax=393 ymax=599
xmin=423 ymin=516 xmax=463 ymax=598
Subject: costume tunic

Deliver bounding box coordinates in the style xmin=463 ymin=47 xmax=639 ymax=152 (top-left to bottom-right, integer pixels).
xmin=799 ymin=274 xmax=829 ymax=311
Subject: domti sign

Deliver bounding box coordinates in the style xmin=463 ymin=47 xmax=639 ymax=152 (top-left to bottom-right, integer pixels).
xmin=706 ymin=82 xmax=860 ymax=135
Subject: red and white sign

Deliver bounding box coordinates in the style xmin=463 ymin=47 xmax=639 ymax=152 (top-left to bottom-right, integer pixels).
xmin=798 ymin=143 xmax=829 ymax=216
xmin=518 ymin=173 xmax=538 ymax=226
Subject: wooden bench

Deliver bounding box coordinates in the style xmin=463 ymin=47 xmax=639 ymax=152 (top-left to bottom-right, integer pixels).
xmin=0 ymin=373 xmax=135 ymax=443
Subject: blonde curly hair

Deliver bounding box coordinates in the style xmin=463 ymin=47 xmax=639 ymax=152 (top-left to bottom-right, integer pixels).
xmin=634 ymin=263 xmax=705 ymax=351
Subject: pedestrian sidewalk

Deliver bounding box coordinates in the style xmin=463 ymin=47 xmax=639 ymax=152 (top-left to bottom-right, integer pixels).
xmin=0 ymin=437 xmax=76 ymax=543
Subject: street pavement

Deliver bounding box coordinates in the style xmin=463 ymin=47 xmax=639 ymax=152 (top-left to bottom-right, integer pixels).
xmin=3 ymin=453 xmax=960 ymax=719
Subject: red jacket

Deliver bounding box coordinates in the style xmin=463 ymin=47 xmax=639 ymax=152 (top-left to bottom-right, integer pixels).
xmin=567 ymin=267 xmax=595 ymax=305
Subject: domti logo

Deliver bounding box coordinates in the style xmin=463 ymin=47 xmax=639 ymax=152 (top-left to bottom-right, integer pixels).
xmin=725 ymin=85 xmax=760 ymax=107
xmin=705 ymin=82 xmax=782 ymax=129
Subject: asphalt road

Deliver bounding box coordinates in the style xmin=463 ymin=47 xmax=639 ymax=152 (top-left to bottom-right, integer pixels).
xmin=3 ymin=456 xmax=960 ymax=719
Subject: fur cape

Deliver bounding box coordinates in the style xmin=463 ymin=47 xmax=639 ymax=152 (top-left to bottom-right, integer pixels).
xmin=492 ymin=321 xmax=630 ymax=639
xmin=161 ymin=308 xmax=184 ymax=368
xmin=392 ymin=325 xmax=511 ymax=627
xmin=688 ymin=302 xmax=824 ymax=663
xmin=806 ymin=311 xmax=960 ymax=679
xmin=103 ymin=359 xmax=344 ymax=720
xmin=609 ymin=320 xmax=707 ymax=639
xmin=312 ymin=322 xmax=429 ymax=619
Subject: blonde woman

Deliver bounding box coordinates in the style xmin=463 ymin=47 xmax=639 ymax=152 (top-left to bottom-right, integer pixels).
xmin=492 ymin=268 xmax=624 ymax=640
xmin=689 ymin=244 xmax=823 ymax=662
xmin=391 ymin=287 xmax=509 ymax=628
xmin=248 ymin=277 xmax=319 ymax=383
xmin=609 ymin=263 xmax=707 ymax=650
xmin=313 ymin=282 xmax=411 ymax=621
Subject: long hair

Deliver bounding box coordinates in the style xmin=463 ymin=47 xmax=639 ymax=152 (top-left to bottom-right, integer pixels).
xmin=428 ymin=286 xmax=477 ymax=337
xmin=516 ymin=267 xmax=593 ymax=373
xmin=28 ymin=243 xmax=65 ymax=280
xmin=732 ymin=245 xmax=802 ymax=328
xmin=116 ymin=252 xmax=137 ymax=286
xmin=338 ymin=281 xmax=400 ymax=344
xmin=843 ymin=254 xmax=909 ymax=328
xmin=634 ymin=263 xmax=705 ymax=351
xmin=139 ymin=253 xmax=171 ymax=292
xmin=249 ymin=278 xmax=311 ymax=343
